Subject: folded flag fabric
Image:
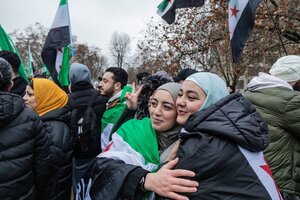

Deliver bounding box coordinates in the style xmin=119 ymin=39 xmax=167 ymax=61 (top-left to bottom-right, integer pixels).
xmin=229 ymin=0 xmax=261 ymax=63
xmin=41 ymin=0 xmax=71 ymax=87
xmin=0 ymin=25 xmax=28 ymax=82
xmin=157 ymin=0 xmax=205 ymax=24
xmin=100 ymin=117 xmax=160 ymax=172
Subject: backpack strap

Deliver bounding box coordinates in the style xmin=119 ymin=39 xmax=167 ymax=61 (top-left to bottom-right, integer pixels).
xmin=68 ymin=94 xmax=76 ymax=110
xmin=87 ymin=90 xmax=99 ymax=107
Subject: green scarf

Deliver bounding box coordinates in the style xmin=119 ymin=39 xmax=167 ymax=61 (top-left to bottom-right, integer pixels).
xmin=101 ymin=86 xmax=132 ymax=132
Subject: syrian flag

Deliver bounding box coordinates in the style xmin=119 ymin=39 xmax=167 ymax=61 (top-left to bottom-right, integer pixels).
xmin=26 ymin=45 xmax=35 ymax=78
xmin=0 ymin=25 xmax=28 ymax=82
xmin=41 ymin=0 xmax=72 ymax=87
xmin=157 ymin=0 xmax=205 ymax=24
xmin=100 ymin=118 xmax=160 ymax=172
xmin=229 ymin=0 xmax=261 ymax=63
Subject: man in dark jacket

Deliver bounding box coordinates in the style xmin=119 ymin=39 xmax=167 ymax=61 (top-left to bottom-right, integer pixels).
xmin=0 ymin=50 xmax=27 ymax=96
xmin=68 ymin=63 xmax=108 ymax=195
xmin=245 ymin=55 xmax=300 ymax=200
xmin=0 ymin=58 xmax=50 ymax=199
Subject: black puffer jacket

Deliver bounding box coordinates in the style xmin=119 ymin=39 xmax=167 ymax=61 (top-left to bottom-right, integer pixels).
xmin=0 ymin=92 xmax=50 ymax=200
xmin=41 ymin=107 xmax=73 ymax=200
xmin=68 ymin=83 xmax=108 ymax=158
xmin=78 ymin=94 xmax=280 ymax=200
xmin=160 ymin=93 xmax=281 ymax=199
xmin=68 ymin=83 xmax=108 ymax=120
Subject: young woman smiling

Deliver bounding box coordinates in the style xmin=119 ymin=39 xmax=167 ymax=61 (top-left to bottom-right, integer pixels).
xmin=76 ymin=82 xmax=199 ymax=200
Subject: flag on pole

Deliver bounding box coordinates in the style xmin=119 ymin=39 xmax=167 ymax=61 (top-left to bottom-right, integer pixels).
xmin=41 ymin=0 xmax=72 ymax=87
xmin=41 ymin=64 xmax=50 ymax=76
xmin=157 ymin=0 xmax=205 ymax=24
xmin=26 ymin=45 xmax=35 ymax=78
xmin=229 ymin=0 xmax=261 ymax=63
xmin=0 ymin=25 xmax=28 ymax=82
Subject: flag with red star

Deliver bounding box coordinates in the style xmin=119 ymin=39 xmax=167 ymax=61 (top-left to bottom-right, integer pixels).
xmin=229 ymin=0 xmax=261 ymax=63
xmin=41 ymin=0 xmax=72 ymax=88
xmin=157 ymin=0 xmax=205 ymax=24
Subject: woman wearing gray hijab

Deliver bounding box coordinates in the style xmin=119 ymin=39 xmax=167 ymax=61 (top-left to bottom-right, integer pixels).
xmin=76 ymin=82 xmax=198 ymax=200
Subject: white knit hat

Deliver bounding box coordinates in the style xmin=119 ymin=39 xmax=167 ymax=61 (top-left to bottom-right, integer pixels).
xmin=269 ymin=55 xmax=300 ymax=82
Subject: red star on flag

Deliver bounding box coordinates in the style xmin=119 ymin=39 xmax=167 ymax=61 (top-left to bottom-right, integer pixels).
xmin=230 ymin=5 xmax=239 ymax=17
xmin=260 ymin=163 xmax=283 ymax=200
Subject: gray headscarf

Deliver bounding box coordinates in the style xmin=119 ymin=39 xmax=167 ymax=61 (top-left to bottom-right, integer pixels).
xmin=155 ymin=82 xmax=181 ymax=103
xmin=69 ymin=63 xmax=91 ymax=86
xmin=154 ymin=82 xmax=182 ymax=153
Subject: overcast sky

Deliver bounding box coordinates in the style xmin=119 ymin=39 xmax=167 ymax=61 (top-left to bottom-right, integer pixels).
xmin=0 ymin=0 xmax=162 ymax=55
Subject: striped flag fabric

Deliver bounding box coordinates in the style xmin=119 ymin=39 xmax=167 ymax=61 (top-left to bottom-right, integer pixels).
xmin=41 ymin=0 xmax=72 ymax=87
xmin=229 ymin=0 xmax=261 ymax=63
xmin=26 ymin=45 xmax=35 ymax=78
xmin=157 ymin=0 xmax=205 ymax=24
xmin=0 ymin=25 xmax=28 ymax=82
xmin=100 ymin=117 xmax=160 ymax=171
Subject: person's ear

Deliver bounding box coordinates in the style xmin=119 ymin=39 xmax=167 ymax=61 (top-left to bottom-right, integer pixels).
xmin=7 ymin=80 xmax=13 ymax=91
xmin=114 ymin=82 xmax=121 ymax=90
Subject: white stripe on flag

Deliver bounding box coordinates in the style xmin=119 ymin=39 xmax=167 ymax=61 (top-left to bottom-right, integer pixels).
xmin=229 ymin=0 xmax=248 ymax=39
xmin=238 ymin=146 xmax=282 ymax=200
xmin=99 ymin=133 xmax=158 ymax=172
xmin=55 ymin=48 xmax=63 ymax=75
xmin=51 ymin=4 xmax=69 ymax=29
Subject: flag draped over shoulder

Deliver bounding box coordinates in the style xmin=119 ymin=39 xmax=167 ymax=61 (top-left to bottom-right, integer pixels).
xmin=100 ymin=117 xmax=160 ymax=172
xmin=157 ymin=0 xmax=205 ymax=24
xmin=41 ymin=0 xmax=72 ymax=87
xmin=229 ymin=0 xmax=261 ymax=63
xmin=0 ymin=25 xmax=28 ymax=82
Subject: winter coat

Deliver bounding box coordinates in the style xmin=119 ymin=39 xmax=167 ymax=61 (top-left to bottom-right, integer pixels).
xmin=68 ymin=83 xmax=108 ymax=121
xmin=162 ymin=93 xmax=281 ymax=199
xmin=0 ymin=92 xmax=50 ymax=200
xmin=41 ymin=107 xmax=73 ymax=200
xmin=244 ymin=85 xmax=300 ymax=195
xmin=10 ymin=76 xmax=27 ymax=96
xmin=68 ymin=83 xmax=108 ymax=157
xmin=77 ymin=93 xmax=282 ymax=200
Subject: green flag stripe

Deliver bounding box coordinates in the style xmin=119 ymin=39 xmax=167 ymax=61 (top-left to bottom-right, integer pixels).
xmin=57 ymin=46 xmax=69 ymax=86
xmin=0 ymin=25 xmax=28 ymax=82
xmin=157 ymin=0 xmax=170 ymax=11
xmin=59 ymin=0 xmax=67 ymax=6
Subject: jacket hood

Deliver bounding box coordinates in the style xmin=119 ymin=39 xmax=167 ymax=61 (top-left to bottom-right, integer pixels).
xmin=247 ymin=72 xmax=293 ymax=91
xmin=184 ymin=93 xmax=269 ymax=152
xmin=0 ymin=92 xmax=25 ymax=126
xmin=41 ymin=106 xmax=70 ymax=125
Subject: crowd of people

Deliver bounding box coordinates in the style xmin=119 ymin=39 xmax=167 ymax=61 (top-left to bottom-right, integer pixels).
xmin=0 ymin=50 xmax=300 ymax=200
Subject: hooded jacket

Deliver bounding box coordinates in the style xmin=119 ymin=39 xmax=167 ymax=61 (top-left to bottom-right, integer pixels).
xmin=165 ymin=93 xmax=281 ymax=199
xmin=244 ymin=72 xmax=300 ymax=195
xmin=0 ymin=92 xmax=50 ymax=200
xmin=41 ymin=107 xmax=73 ymax=200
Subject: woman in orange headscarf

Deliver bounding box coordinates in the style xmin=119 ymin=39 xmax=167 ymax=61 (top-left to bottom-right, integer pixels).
xmin=23 ymin=78 xmax=73 ymax=200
